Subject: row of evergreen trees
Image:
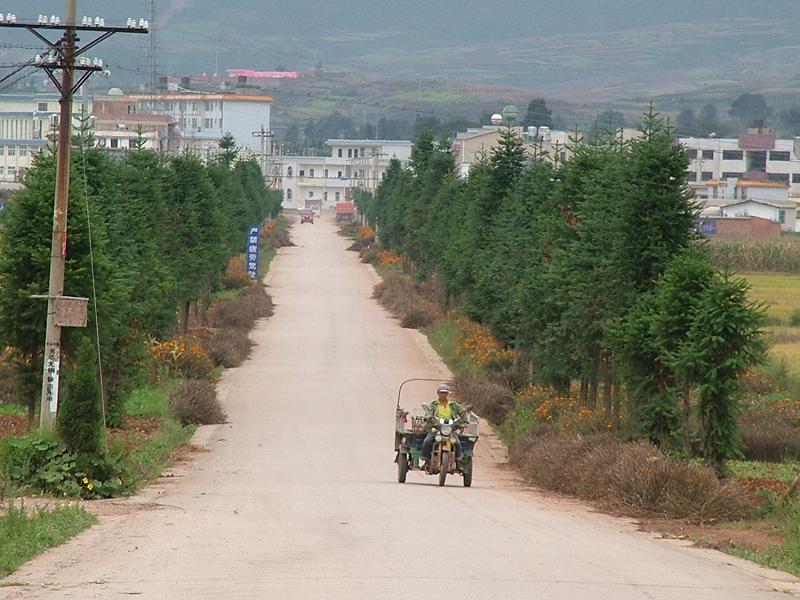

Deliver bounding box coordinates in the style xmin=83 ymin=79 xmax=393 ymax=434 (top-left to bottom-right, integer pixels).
xmin=0 ymin=133 xmax=282 ymax=425
xmin=366 ymin=109 xmax=764 ymax=471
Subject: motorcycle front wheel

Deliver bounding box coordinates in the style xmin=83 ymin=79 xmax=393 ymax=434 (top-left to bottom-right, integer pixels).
xmin=439 ymin=451 xmax=450 ymax=487
xmin=397 ymin=453 xmax=408 ymax=483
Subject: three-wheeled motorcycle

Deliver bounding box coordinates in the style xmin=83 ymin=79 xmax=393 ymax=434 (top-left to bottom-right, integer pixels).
xmin=394 ymin=378 xmax=479 ymax=487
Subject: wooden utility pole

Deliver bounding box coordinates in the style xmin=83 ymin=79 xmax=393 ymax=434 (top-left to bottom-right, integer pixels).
xmin=0 ymin=2 xmax=148 ymax=428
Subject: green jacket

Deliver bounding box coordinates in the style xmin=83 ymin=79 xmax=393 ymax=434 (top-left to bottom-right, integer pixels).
xmin=425 ymin=399 xmax=468 ymax=424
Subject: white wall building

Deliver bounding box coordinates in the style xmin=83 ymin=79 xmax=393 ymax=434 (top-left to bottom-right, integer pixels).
xmin=129 ymin=93 xmax=272 ymax=159
xmin=280 ymin=139 xmax=413 ymax=210
xmin=679 ymin=132 xmax=800 ymax=198
xmin=0 ymin=93 xmax=90 ymax=186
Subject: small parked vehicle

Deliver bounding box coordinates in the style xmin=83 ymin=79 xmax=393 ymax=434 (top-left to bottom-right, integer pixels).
xmin=300 ymin=209 xmax=314 ymax=224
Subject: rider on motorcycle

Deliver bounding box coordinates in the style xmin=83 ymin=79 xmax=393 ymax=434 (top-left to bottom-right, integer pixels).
xmin=421 ymin=384 xmax=468 ymax=465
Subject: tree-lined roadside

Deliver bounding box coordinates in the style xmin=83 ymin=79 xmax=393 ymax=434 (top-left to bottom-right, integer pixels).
xmin=0 ymin=131 xmax=288 ymax=573
xmin=347 ymin=110 xmax=800 ymax=575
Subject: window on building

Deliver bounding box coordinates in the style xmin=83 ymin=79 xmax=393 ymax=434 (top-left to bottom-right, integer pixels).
xmin=286 ymin=189 xmax=292 ymax=200
xmin=335 ymin=192 xmax=341 ymax=201
xmin=337 ymin=171 xmax=343 ymax=178
xmin=778 ymin=209 xmax=786 ymax=224
xmin=338 ymin=149 xmax=342 ymax=158
xmin=287 ymin=167 xmax=293 ymax=177
xmin=701 ymin=171 xmax=713 ymax=181
xmin=191 ymin=118 xmax=198 ymax=128
xmin=299 ymin=170 xmax=305 ymax=177
xmin=0 ymin=166 xmax=4 ymax=175
xmin=686 ymin=171 xmax=696 ymax=182
xmin=19 ymin=146 xmax=27 ymax=157
xmin=8 ymin=166 xmax=16 ymax=177
xmin=353 ymin=149 xmax=358 ymax=158
xmin=348 ymin=148 xmax=353 ymax=158
xmin=770 ymin=151 xmax=791 ymax=161
xmin=324 ymin=192 xmax=328 ymax=201
xmin=97 ymin=138 xmax=107 ymax=147
xmin=792 ymin=174 xmax=800 ymax=184
xmin=308 ymin=191 xmax=314 ymax=198
xmin=722 ymin=150 xmax=743 ymax=160
xmin=309 ymin=169 xmax=315 ymax=178
xmin=8 ymin=146 xmax=15 ymax=156
xmin=324 ymin=169 xmax=329 ymax=178
xmin=37 ymin=102 xmax=48 ymax=112
xmin=769 ymin=173 xmax=790 ymax=183
xmin=360 ymin=147 xmax=365 ymax=156
xmin=204 ymin=118 xmax=213 ymax=129
xmin=17 ymin=167 xmax=25 ymax=179
xmin=747 ymin=151 xmax=767 ymax=172
xmin=702 ymin=150 xmax=714 ymax=159
xmin=129 ymin=139 xmax=138 ymax=149
xmin=686 ymin=149 xmax=698 ymax=159
xmin=110 ymin=139 xmax=119 ymax=149
xmin=722 ymin=172 xmax=743 ymax=179
xmin=0 ymin=146 xmax=4 ymax=155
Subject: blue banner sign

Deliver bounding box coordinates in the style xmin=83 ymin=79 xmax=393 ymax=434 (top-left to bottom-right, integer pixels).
xmin=698 ymin=219 xmax=717 ymax=236
xmin=247 ymin=226 xmax=260 ymax=280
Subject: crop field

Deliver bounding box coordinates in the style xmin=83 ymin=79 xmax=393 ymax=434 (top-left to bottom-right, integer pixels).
xmin=744 ymin=273 xmax=800 ymax=374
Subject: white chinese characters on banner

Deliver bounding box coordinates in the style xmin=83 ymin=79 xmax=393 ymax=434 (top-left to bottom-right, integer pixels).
xmin=247 ymin=226 xmax=260 ymax=280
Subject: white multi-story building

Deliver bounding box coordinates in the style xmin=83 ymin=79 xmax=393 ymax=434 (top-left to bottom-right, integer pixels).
xmin=0 ymin=93 xmax=91 ymax=186
xmin=127 ymin=93 xmax=272 ymax=159
xmin=679 ymin=132 xmax=800 ymax=198
xmin=280 ymin=140 xmax=413 ymax=210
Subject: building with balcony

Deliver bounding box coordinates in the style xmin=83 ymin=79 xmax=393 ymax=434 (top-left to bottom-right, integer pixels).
xmin=280 ymin=140 xmax=413 ymax=210
xmin=0 ymin=93 xmax=89 ymax=186
xmin=679 ymin=131 xmax=800 ymax=198
xmin=116 ymin=92 xmax=272 ymax=159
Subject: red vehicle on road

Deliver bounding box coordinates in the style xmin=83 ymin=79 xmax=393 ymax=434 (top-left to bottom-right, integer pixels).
xmin=300 ymin=209 xmax=314 ymax=224
xmin=335 ymin=202 xmax=356 ymax=222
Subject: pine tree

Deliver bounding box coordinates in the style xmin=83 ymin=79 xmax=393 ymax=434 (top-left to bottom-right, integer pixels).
xmin=59 ymin=338 xmax=104 ymax=457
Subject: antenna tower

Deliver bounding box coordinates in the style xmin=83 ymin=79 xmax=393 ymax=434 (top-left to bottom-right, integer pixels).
xmin=147 ymin=0 xmax=159 ymax=91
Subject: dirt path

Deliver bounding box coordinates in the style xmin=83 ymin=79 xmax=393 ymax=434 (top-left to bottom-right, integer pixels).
xmin=2 ymin=214 xmax=798 ymax=599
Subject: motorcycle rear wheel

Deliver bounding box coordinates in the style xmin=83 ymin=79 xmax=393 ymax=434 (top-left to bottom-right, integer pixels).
xmin=439 ymin=451 xmax=450 ymax=487
xmin=462 ymin=456 xmax=473 ymax=487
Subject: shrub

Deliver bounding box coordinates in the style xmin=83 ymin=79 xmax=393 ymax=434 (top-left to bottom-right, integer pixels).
xmin=453 ymin=316 xmax=515 ymax=369
xmin=739 ymin=401 xmax=800 ymax=461
xmin=169 ymin=379 xmax=226 ymax=426
xmin=207 ymin=328 xmax=252 ymax=368
xmin=210 ymin=284 xmax=274 ymax=330
xmin=59 ymin=339 xmax=104 ymax=457
xmin=261 ymin=217 xmax=292 ymax=250
xmin=790 ymin=309 xmax=800 ymax=327
xmin=377 ymin=250 xmax=403 ymax=266
xmin=360 ymin=245 xmax=380 ymax=265
xmin=373 ymin=271 xmax=440 ymax=329
xmin=510 ymin=431 xmax=749 ymax=521
xmin=150 ymin=337 xmax=214 ymax=380
xmin=221 ymin=256 xmax=250 ymax=290
xmin=452 ymin=372 xmax=515 ymax=425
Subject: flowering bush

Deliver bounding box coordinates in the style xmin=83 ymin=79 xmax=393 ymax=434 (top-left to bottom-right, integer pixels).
xmin=221 ymin=256 xmax=250 ymax=290
xmin=377 ymin=250 xmax=403 ymax=266
xmin=359 ymin=226 xmax=376 ymax=243
xmin=454 ymin=316 xmax=515 ymax=368
xmin=149 ymin=337 xmax=214 ymax=380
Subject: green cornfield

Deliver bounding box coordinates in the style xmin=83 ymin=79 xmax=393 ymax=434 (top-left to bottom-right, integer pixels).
xmin=708 ymin=238 xmax=800 ymax=273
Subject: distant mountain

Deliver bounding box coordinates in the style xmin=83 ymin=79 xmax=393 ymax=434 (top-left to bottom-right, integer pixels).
xmin=2 ymin=1 xmax=799 ymax=107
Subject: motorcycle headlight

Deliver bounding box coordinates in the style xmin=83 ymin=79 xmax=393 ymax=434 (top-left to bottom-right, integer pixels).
xmin=435 ymin=433 xmax=443 ymax=442
xmin=440 ymin=425 xmax=452 ymax=436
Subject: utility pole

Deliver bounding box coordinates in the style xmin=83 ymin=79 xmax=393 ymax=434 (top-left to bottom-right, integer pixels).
xmin=252 ymin=126 xmax=274 ymax=181
xmin=0 ymin=3 xmax=148 ymax=428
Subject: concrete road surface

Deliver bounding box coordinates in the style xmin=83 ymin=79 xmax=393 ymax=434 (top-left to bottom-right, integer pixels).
xmin=3 ymin=214 xmax=798 ymax=599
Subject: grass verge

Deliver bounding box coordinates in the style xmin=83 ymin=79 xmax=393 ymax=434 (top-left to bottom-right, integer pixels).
xmin=0 ymin=503 xmax=96 ymax=578
xmin=424 ymin=315 xmax=483 ymax=376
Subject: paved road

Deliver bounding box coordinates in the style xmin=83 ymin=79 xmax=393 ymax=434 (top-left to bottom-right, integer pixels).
xmin=3 ymin=214 xmax=798 ymax=599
